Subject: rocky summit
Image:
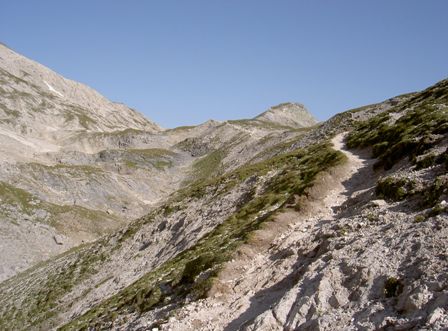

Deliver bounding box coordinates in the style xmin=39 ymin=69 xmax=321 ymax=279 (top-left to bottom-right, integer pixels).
xmin=0 ymin=45 xmax=447 ymax=331
xmin=254 ymin=102 xmax=318 ymax=128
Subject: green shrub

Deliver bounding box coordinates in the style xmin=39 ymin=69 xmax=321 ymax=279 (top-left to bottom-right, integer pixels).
xmin=376 ymin=177 xmax=415 ymax=201
xmin=414 ymin=153 xmax=437 ymax=170
xmin=133 ymin=286 xmax=162 ymax=313
xmin=428 ymin=203 xmax=448 ymax=218
xmin=438 ymin=148 xmax=448 ymax=170
xmin=413 ymin=214 xmax=426 ymax=223
xmin=180 ymin=253 xmax=216 ymax=284
xmin=425 ymin=175 xmax=448 ymax=207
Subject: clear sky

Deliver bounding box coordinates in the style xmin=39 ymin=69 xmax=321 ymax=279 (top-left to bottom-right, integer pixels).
xmin=1 ymin=1 xmax=447 ymax=128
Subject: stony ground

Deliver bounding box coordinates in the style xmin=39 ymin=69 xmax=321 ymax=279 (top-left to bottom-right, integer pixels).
xmin=158 ymin=133 xmax=448 ymax=331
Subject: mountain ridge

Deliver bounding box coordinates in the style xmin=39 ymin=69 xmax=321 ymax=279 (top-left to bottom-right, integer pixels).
xmin=0 ymin=46 xmax=317 ymax=282
xmin=0 ymin=45 xmax=447 ymax=330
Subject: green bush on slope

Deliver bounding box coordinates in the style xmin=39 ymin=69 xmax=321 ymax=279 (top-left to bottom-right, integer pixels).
xmin=375 ymin=177 xmax=415 ymax=201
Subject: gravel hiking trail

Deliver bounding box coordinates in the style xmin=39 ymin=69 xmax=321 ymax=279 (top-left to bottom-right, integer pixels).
xmin=166 ymin=132 xmax=376 ymax=331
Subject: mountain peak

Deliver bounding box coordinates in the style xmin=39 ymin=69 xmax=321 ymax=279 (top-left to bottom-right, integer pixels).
xmin=254 ymin=102 xmax=318 ymax=128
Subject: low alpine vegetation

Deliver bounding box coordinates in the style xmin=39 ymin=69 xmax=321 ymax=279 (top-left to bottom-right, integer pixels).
xmin=347 ymin=80 xmax=448 ymax=170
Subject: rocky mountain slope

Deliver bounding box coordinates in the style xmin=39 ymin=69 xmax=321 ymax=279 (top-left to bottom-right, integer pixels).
xmin=164 ymin=81 xmax=448 ymax=331
xmin=0 ymin=45 xmax=447 ymax=330
xmin=0 ymin=44 xmax=314 ymax=283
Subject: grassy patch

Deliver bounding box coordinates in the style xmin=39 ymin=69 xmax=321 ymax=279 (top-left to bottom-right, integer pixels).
xmin=164 ymin=125 xmax=197 ymax=133
xmin=0 ymin=181 xmax=36 ymax=214
xmin=28 ymin=163 xmax=103 ymax=176
xmin=153 ymin=160 xmax=172 ymax=170
xmin=119 ymin=149 xmax=174 ymax=170
xmin=124 ymin=160 xmax=138 ymax=168
xmin=100 ymin=128 xmax=146 ymax=137
xmin=0 ymin=179 xmax=120 ymax=234
xmin=190 ymin=149 xmax=225 ymax=181
xmin=415 ymin=153 xmax=437 ymax=170
xmin=415 ymin=148 xmax=448 ymax=170
xmin=126 ymin=148 xmax=175 ymax=158
xmin=227 ymin=118 xmax=295 ymax=130
xmin=63 ymin=106 xmax=97 ymax=129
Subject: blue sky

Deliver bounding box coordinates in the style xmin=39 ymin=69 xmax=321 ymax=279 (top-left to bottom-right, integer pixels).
xmin=1 ymin=1 xmax=447 ymax=128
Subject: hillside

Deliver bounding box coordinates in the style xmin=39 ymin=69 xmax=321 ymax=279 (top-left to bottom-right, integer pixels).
xmin=0 ymin=45 xmax=314 ymax=283
xmin=0 ymin=45 xmax=447 ymax=330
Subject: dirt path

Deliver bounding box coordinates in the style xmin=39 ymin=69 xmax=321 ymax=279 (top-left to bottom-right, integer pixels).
xmin=166 ymin=133 xmax=375 ymax=331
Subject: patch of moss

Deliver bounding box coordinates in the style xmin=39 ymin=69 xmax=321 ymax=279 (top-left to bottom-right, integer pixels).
xmin=427 ymin=203 xmax=448 ymax=217
xmin=413 ymin=214 xmax=426 ymax=223
xmin=28 ymin=163 xmax=103 ymax=176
